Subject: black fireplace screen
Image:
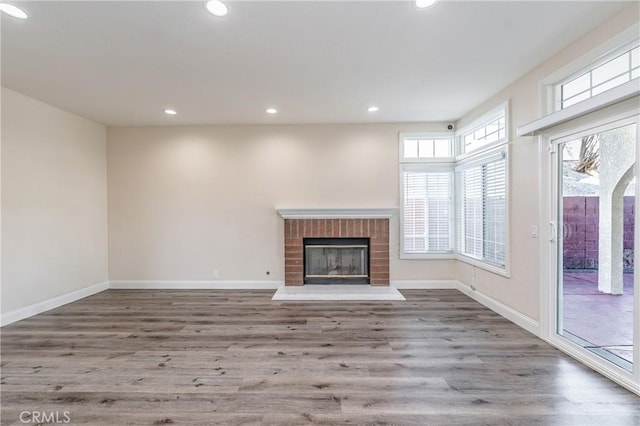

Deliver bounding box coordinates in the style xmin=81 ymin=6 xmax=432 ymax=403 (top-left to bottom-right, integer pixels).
xmin=303 ymin=238 xmax=370 ymax=284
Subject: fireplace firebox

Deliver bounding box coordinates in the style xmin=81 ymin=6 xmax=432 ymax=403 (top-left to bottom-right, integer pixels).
xmin=303 ymin=238 xmax=370 ymax=284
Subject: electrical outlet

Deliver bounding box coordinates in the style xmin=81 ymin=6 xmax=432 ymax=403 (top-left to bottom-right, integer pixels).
xmin=213 ymin=270 xmax=219 ymax=280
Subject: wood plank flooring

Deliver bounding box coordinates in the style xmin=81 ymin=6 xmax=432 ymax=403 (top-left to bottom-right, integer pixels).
xmin=1 ymin=289 xmax=638 ymax=425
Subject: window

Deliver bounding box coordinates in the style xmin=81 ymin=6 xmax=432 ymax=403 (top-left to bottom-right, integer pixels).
xmin=456 ymin=150 xmax=507 ymax=268
xmin=458 ymin=103 xmax=508 ymax=155
xmin=559 ymin=42 xmax=639 ymax=109
xmin=399 ymin=106 xmax=509 ymax=271
xmin=399 ymin=133 xmax=454 ymax=258
xmin=400 ymin=133 xmax=454 ymax=161
xmin=401 ymin=166 xmax=453 ymax=255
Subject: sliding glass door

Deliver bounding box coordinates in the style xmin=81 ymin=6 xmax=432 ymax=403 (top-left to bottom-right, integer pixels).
xmin=555 ymin=121 xmax=636 ymax=372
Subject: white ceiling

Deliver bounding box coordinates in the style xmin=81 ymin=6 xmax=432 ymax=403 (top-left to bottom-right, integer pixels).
xmin=1 ymin=1 xmax=632 ymax=126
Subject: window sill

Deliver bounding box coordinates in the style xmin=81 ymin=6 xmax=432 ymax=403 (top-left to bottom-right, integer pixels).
xmin=398 ymin=252 xmax=511 ymax=277
xmin=456 ymin=254 xmax=510 ymax=278
xmin=400 ymin=253 xmax=456 ymax=260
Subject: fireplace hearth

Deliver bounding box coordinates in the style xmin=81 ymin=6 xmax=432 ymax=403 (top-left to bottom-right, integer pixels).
xmin=304 ymin=238 xmax=369 ymax=284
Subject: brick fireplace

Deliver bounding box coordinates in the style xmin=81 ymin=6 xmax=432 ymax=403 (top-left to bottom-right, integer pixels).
xmin=278 ymin=209 xmax=394 ymax=286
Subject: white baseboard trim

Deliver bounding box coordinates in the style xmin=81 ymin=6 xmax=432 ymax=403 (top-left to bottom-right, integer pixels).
xmin=108 ymin=280 xmax=283 ymax=290
xmin=391 ymin=280 xmax=539 ymax=336
xmin=456 ymin=281 xmax=540 ymax=337
xmin=391 ymin=280 xmax=540 ymax=337
xmin=1 ymin=281 xmax=109 ymax=327
xmin=391 ymin=280 xmax=459 ymax=290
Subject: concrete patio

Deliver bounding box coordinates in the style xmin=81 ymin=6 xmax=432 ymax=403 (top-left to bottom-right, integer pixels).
xmin=563 ymin=270 xmax=634 ymax=366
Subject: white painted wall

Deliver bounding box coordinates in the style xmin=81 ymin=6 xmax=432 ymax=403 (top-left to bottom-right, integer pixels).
xmin=455 ymin=3 xmax=640 ymax=320
xmin=107 ymin=3 xmax=638 ymax=303
xmin=1 ymin=88 xmax=108 ymax=313
xmin=107 ymin=124 xmax=456 ymax=282
xmin=3 ymin=2 xmax=636 ymax=327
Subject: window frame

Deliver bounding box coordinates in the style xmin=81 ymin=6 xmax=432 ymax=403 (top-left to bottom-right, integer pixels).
xmin=399 ymin=163 xmax=455 ymax=259
xmin=399 ymin=132 xmax=456 ymax=259
xmin=456 ymin=101 xmax=510 ymax=161
xmin=455 ymin=146 xmax=510 ymax=276
xmin=399 ymin=132 xmax=455 ymax=163
xmin=539 ymin=25 xmax=639 ymax=115
xmin=557 ymin=41 xmax=639 ymax=110
xmin=397 ymin=109 xmax=511 ymax=273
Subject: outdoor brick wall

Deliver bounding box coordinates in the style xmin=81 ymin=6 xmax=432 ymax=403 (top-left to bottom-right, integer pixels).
xmin=284 ymin=218 xmax=390 ymax=286
xmin=563 ymin=196 xmax=635 ymax=270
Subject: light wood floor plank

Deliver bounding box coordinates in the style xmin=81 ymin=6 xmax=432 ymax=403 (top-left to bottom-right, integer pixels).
xmin=1 ymin=289 xmax=638 ymax=425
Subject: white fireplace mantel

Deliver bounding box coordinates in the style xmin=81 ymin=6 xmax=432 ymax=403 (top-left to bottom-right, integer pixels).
xmin=276 ymin=207 xmax=398 ymax=220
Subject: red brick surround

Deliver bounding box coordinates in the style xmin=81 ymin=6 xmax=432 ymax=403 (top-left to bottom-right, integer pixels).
xmin=284 ymin=218 xmax=390 ymax=286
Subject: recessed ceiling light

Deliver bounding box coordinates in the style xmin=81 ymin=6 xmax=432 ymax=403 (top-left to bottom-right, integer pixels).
xmin=415 ymin=0 xmax=438 ymax=9
xmin=206 ymin=0 xmax=228 ymax=17
xmin=164 ymin=109 xmax=177 ymax=115
xmin=266 ymin=108 xmax=278 ymax=114
xmin=0 ymin=3 xmax=27 ymax=19
xmin=367 ymin=106 xmax=379 ymax=113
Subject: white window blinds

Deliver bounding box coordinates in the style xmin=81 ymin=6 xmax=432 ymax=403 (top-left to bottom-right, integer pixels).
xmin=456 ymin=150 xmax=507 ymax=267
xmin=402 ymin=167 xmax=453 ymax=254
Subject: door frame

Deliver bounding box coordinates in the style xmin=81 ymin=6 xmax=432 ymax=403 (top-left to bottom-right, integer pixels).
xmin=538 ymin=100 xmax=640 ymax=394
